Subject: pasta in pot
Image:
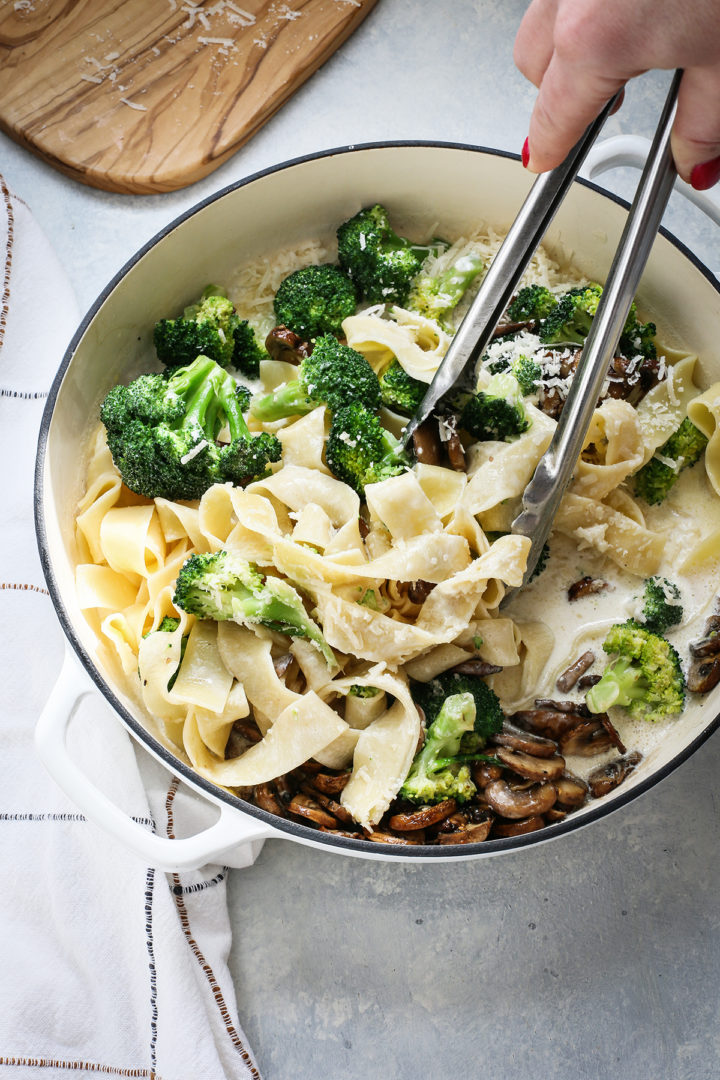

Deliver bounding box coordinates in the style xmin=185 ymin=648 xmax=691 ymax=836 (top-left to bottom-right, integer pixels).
xmin=74 ymin=219 xmax=720 ymax=845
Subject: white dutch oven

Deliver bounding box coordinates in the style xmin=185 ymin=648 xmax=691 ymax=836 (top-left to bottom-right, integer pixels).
xmin=34 ymin=141 xmax=720 ymax=870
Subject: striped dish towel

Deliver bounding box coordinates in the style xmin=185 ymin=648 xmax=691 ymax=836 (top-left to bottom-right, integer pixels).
xmin=0 ymin=177 xmax=262 ymax=1080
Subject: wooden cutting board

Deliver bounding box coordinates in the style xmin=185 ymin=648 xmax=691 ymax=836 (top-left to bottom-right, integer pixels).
xmin=0 ymin=0 xmax=378 ymax=194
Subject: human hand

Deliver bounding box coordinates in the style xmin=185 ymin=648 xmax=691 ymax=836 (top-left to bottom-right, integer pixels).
xmin=514 ymin=0 xmax=720 ymax=189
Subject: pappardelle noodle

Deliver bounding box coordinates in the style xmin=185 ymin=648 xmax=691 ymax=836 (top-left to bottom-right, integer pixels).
xmin=75 ymin=205 xmax=720 ymax=845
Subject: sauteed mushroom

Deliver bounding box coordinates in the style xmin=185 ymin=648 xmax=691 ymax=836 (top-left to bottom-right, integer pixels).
xmin=587 ymin=751 xmax=642 ymax=798
xmin=492 ymin=815 xmax=546 ymax=838
xmin=264 ymin=325 xmax=312 ymax=362
xmin=451 ymin=658 xmax=503 ymax=677
xmin=491 ymin=720 xmax=559 ymax=757
xmin=558 ymin=717 xmax=615 ymax=757
xmin=553 ymin=773 xmax=589 ymax=810
xmin=512 ymin=706 xmax=587 ymax=740
xmin=556 ymin=650 xmax=596 ymax=692
xmin=412 ymin=418 xmax=443 ymax=465
xmin=484 ymin=779 xmax=557 ymax=819
xmin=388 ymin=799 xmax=457 ymax=831
xmin=493 ymin=746 xmax=566 ymax=782
xmin=567 ymin=576 xmax=610 ymax=602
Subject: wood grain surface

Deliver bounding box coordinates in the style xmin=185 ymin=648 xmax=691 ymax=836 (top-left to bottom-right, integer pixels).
xmin=0 ymin=0 xmax=378 ymax=194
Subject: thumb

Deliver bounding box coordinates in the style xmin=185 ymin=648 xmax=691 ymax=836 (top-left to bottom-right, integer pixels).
xmin=672 ymin=66 xmax=720 ymax=188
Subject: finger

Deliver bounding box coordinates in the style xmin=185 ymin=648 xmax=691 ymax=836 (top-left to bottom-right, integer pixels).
xmin=671 ymin=65 xmax=720 ymax=186
xmin=513 ymin=0 xmax=558 ymax=87
xmin=525 ymin=52 xmax=628 ymax=172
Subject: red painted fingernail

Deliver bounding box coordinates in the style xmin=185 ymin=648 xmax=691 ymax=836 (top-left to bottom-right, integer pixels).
xmin=521 ymin=137 xmax=530 ymax=168
xmin=690 ymin=155 xmax=720 ymax=191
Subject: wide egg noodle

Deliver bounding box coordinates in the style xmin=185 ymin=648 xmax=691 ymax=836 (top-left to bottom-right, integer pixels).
xmin=186 ymin=691 xmax=348 ymax=788
xmin=76 ymin=426 xmax=123 ymax=564
xmin=554 ymin=492 xmax=664 ymax=575
xmin=635 ymin=352 xmax=699 ymax=462
xmin=342 ymin=307 xmax=451 ymax=384
xmin=571 ymin=399 xmax=645 ymax=501
xmin=365 ymin=471 xmax=443 ymax=538
xmin=276 ymin=406 xmax=330 ymax=473
xmin=216 ymin=622 xmax=301 ymax=728
xmin=462 ymin=406 xmax=556 ymax=517
xmin=687 ymin=380 xmax=720 ymax=496
xmin=489 ymin=619 xmax=555 ymax=710
xmin=170 ymin=620 xmax=234 ymax=715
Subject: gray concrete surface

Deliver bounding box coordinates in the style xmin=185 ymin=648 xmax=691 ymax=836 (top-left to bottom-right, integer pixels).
xmin=4 ymin=1 xmax=720 ymax=1077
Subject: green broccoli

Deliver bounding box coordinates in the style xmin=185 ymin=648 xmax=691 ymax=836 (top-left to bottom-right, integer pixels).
xmin=348 ymin=684 xmax=381 ymax=698
xmin=231 ymin=319 xmax=267 ymax=379
xmin=507 ymin=284 xmax=558 ymax=322
xmin=273 ymin=264 xmax=357 ymax=340
xmin=173 ymin=551 xmax=335 ymax=665
xmin=585 ymin=620 xmax=685 ymax=721
xmin=411 ymin=670 xmax=504 ymax=743
xmin=336 ymin=204 xmax=444 ymax=306
xmin=633 ymin=417 xmax=709 ymax=505
xmin=100 ymin=354 xmax=281 ymax=500
xmin=530 ymin=541 xmax=550 ymax=581
xmin=634 ymin=577 xmax=683 ymax=634
xmin=142 ymin=617 xmax=187 ymax=690
xmin=250 ymin=334 xmax=381 ymax=423
xmin=378 ymin=360 xmax=427 ymax=415
xmin=154 ymin=286 xmax=240 ymax=369
xmin=325 ymin=403 xmax=411 ymax=495
xmin=459 ymin=372 xmax=529 ymax=441
xmin=400 ymin=693 xmax=486 ymax=805
xmin=511 ymin=354 xmax=542 ymax=395
xmin=406 ymin=252 xmax=484 ymax=327
xmin=539 ymin=282 xmax=657 ymax=358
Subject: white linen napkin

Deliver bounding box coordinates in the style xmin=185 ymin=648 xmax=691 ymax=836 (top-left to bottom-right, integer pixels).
xmin=0 ymin=176 xmax=262 ymax=1080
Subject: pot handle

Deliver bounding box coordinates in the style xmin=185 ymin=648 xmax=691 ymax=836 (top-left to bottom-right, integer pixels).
xmin=35 ymin=649 xmax=275 ymax=872
xmin=581 ymin=134 xmax=720 ymax=225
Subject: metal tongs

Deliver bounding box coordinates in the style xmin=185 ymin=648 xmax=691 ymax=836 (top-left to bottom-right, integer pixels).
xmin=403 ymin=71 xmax=682 ymax=598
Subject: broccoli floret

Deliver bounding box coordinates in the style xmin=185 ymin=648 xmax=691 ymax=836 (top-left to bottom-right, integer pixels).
xmin=273 ymin=264 xmax=357 ymax=341
xmin=406 ymin=252 xmax=484 ymax=327
xmin=232 ymin=319 xmax=266 ymax=379
xmin=539 ymin=282 xmax=657 ymax=358
xmin=529 ymin=541 xmax=550 ymax=581
xmin=459 ymin=372 xmax=529 ymax=441
xmin=411 ymin=670 xmax=504 ymax=743
xmin=585 ymin=620 xmax=685 ymax=722
xmin=634 ymin=577 xmax=683 ymax=634
xmin=507 ymin=284 xmax=558 ymax=322
xmin=349 ymin=684 xmax=380 ymax=698
xmin=100 ymin=354 xmax=281 ymax=500
xmin=250 ymin=334 xmax=381 ymax=423
xmin=633 ymin=417 xmax=709 ymax=505
xmin=378 ymin=360 xmax=427 ymax=415
xmin=511 ymin=354 xmax=542 ymax=395
xmin=154 ymin=286 xmax=240 ymax=369
xmin=400 ymin=693 xmax=485 ymax=805
xmin=173 ymin=551 xmax=335 ymax=665
xmin=325 ymin=403 xmax=411 ymax=495
xmin=336 ymin=204 xmax=444 ymax=305
xmin=142 ymin=617 xmax=187 ymax=690
xmin=539 ymin=283 xmax=604 ymax=346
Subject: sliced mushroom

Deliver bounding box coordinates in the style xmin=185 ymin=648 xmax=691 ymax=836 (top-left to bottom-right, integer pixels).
xmin=577 ymin=673 xmax=601 ymax=690
xmin=553 ymin=773 xmax=589 ymax=810
xmin=287 ymin=794 xmax=338 ymax=829
xmin=559 ymin=717 xmax=615 ymax=757
xmin=254 ymin=783 xmax=286 ymax=817
xmin=491 ymin=720 xmax=559 ymax=758
xmin=412 ymin=419 xmax=443 ymax=465
xmin=493 ymin=746 xmax=566 ymax=781
xmin=544 ymin=808 xmax=567 ymax=824
xmin=484 ymin=779 xmax=557 ymax=819
xmin=587 ymin=751 xmax=642 ymax=798
xmin=407 ymin=579 xmax=436 ymax=604
xmin=234 ymin=719 xmax=263 ymax=744
xmin=302 ymin=784 xmax=353 ymax=824
xmin=556 ymin=650 xmax=596 ymax=693
xmin=437 ymin=816 xmax=493 ymax=844
xmin=535 ymin=698 xmax=591 ymax=716
xmin=265 ymin=325 xmax=312 ymax=363
xmin=451 ymin=658 xmax=503 ymax=677
xmin=689 ymin=631 xmax=720 ymax=659
xmin=472 ymin=762 xmax=504 ymax=788
xmin=365 ymin=830 xmax=427 ymax=846
xmin=567 ymin=576 xmax=610 ymax=602
xmin=492 ymin=319 xmax=536 ymax=338
xmin=600 ymin=714 xmax=626 ymax=754
xmin=388 ymin=799 xmax=457 ymax=832
xmin=273 ymin=774 xmax=293 ymax=805
xmin=687 ymin=655 xmax=720 ymax=694
xmin=445 ymin=431 xmax=467 ymax=472
xmin=512 ymin=707 xmax=587 ymax=740
xmin=310 ymin=771 xmax=351 ymax=795
xmin=492 ymin=815 xmax=546 ymax=838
